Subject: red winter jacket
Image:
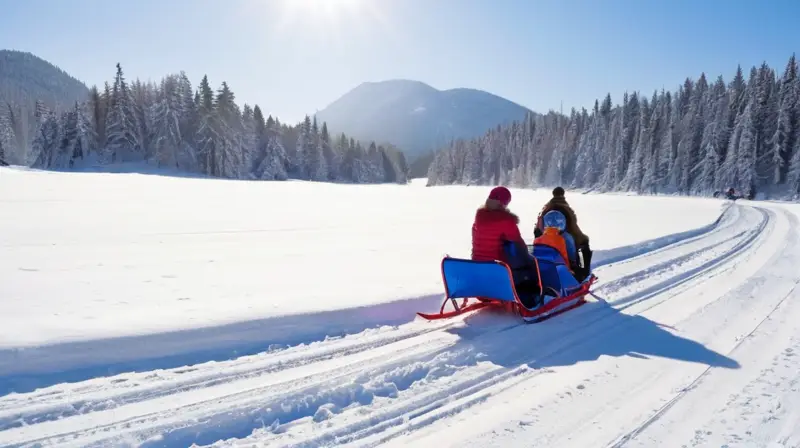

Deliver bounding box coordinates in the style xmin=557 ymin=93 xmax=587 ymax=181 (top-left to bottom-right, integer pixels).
xmin=471 ymin=207 xmax=525 ymax=262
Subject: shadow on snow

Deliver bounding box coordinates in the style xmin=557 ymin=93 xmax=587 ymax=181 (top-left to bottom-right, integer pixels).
xmin=0 ymin=294 xmax=444 ymax=396
xmin=447 ymin=300 xmax=739 ymax=371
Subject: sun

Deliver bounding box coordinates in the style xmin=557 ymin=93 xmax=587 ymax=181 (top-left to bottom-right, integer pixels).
xmin=265 ymin=0 xmax=391 ymax=48
xmin=303 ymin=0 xmax=363 ymax=15
xmin=279 ymin=0 xmax=365 ymax=25
xmin=249 ymin=0 xmax=398 ymax=53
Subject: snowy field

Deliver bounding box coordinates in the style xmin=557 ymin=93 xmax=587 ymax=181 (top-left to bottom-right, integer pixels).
xmin=0 ymin=168 xmax=721 ymax=348
xmin=1 ymin=166 xmax=800 ymax=447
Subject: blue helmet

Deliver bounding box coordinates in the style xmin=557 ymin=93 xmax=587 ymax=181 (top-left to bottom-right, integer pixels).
xmin=543 ymin=210 xmax=567 ymax=232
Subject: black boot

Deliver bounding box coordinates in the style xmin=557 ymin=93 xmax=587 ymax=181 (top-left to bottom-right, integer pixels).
xmin=576 ymin=244 xmax=593 ymax=281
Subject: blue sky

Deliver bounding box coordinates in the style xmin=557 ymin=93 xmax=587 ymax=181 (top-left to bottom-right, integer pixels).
xmin=2 ymin=0 xmax=799 ymax=123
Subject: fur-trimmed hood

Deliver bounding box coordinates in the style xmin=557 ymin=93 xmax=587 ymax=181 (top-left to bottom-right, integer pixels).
xmin=475 ymin=206 xmax=520 ymax=225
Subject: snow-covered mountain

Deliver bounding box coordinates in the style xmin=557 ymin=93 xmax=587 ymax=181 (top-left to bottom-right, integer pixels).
xmin=0 ymin=50 xmax=89 ymax=164
xmin=0 ymin=50 xmax=88 ymax=111
xmin=313 ymin=79 xmax=533 ymax=160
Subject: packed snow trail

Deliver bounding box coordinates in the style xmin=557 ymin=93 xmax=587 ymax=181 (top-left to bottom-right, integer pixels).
xmin=3 ymin=202 xmax=797 ymax=448
xmin=379 ymin=204 xmax=800 ymax=448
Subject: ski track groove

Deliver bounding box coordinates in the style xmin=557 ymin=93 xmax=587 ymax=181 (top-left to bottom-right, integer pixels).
xmin=611 ymin=207 xmax=769 ymax=315
xmin=0 ymin=320 xmax=461 ymax=431
xmin=603 ymin=207 xmax=800 ymax=448
xmin=591 ymin=200 xmax=740 ymax=271
xmin=1 ymin=332 xmax=471 ymax=447
xmin=0 ymin=203 xmax=779 ymax=448
xmin=606 ymin=281 xmax=800 ymax=448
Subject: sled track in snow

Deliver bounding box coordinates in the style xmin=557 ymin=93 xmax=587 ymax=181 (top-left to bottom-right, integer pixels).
xmin=595 ymin=204 xmax=769 ymax=313
xmin=603 ymin=207 xmax=800 ymax=448
xmin=0 ymin=203 xmax=786 ymax=448
xmin=606 ymin=281 xmax=800 ymax=448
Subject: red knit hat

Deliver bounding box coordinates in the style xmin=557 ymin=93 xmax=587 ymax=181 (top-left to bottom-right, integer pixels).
xmin=488 ymin=186 xmax=512 ymax=206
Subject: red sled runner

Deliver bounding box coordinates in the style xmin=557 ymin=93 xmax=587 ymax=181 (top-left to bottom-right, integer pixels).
xmin=418 ymin=244 xmax=598 ymax=323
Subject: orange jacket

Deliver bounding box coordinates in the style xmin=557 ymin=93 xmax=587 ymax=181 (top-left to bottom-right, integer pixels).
xmin=533 ymin=227 xmax=572 ymax=271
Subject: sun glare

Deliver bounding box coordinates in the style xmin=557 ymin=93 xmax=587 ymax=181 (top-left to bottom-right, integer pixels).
xmin=282 ymin=0 xmax=364 ymax=23
xmin=261 ymin=0 xmax=398 ymax=52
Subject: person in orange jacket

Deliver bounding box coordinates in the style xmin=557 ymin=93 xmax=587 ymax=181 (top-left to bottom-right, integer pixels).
xmin=534 ymin=210 xmax=578 ymax=269
xmin=534 ymin=186 xmax=592 ymax=280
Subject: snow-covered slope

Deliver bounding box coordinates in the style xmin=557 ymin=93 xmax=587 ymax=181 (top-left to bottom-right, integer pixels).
xmin=313 ymin=79 xmax=532 ymax=159
xmin=2 ymin=167 xmax=799 ymax=447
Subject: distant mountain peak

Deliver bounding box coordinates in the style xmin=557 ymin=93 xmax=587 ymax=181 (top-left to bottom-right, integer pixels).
xmin=357 ymin=79 xmax=436 ymax=89
xmin=314 ymin=79 xmax=532 ymax=160
xmin=0 ymin=49 xmax=89 ymax=111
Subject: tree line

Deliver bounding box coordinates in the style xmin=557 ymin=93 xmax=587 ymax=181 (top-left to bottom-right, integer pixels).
xmin=0 ymin=63 xmax=409 ymax=184
xmin=427 ymin=53 xmax=800 ymax=199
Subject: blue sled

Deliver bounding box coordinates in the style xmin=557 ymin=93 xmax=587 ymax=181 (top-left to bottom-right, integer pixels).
xmin=418 ymin=245 xmax=597 ymax=323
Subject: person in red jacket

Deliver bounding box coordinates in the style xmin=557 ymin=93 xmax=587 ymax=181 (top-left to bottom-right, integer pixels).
xmin=471 ymin=186 xmax=541 ymax=303
xmin=471 ymin=186 xmax=526 ymax=262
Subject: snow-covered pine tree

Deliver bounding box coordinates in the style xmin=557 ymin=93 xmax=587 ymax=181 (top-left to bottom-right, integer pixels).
xmin=694 ymin=77 xmax=727 ymax=193
xmin=365 ymin=141 xmax=384 ymax=182
xmin=320 ymin=122 xmax=337 ymax=180
xmin=677 ymin=73 xmax=707 ymax=192
xmin=0 ymin=110 xmax=14 ymax=164
xmin=129 ymin=79 xmax=154 ymax=159
xmin=149 ymin=75 xmax=184 ymax=168
xmin=772 ymin=54 xmax=798 ymax=184
xmin=28 ymin=110 xmax=59 ymax=168
xmin=295 ymin=115 xmax=310 ymax=179
xmin=260 ymin=114 xmax=288 ymax=180
xmin=177 ymin=72 xmax=198 ymax=170
xmin=105 ymin=63 xmax=141 ymax=163
xmin=736 ymin=97 xmax=758 ymax=195
xmin=572 ymin=101 xmax=599 ymax=187
xmin=600 ymin=106 xmax=624 ymax=191
xmin=72 ymin=101 xmax=97 ymax=167
xmin=753 ymin=64 xmax=777 ymax=183
xmin=462 ymin=138 xmax=483 ymax=184
xmin=4 ymin=103 xmax=28 ymax=165
xmin=50 ymin=106 xmax=78 ymax=169
xmin=620 ymin=97 xmax=650 ymax=191
xmin=214 ymin=81 xmax=244 ymax=178
xmin=251 ymin=105 xmax=268 ymax=176
xmin=297 ymin=115 xmax=325 ymax=180
xmin=195 ymin=75 xmax=219 ymax=176
xmin=640 ymin=91 xmax=664 ymax=193
xmin=310 ymin=116 xmax=327 ymax=180
xmin=789 ymin=132 xmax=800 ymax=196
xmin=87 ymin=86 xmax=106 ymax=153
xmin=241 ymin=104 xmax=257 ymax=177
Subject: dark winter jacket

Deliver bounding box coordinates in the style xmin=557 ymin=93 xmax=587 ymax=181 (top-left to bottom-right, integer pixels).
xmin=535 ymin=195 xmax=589 ymax=247
xmin=471 ymin=205 xmax=526 ymax=263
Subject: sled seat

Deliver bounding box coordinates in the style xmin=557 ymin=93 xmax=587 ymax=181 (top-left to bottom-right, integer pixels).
xmin=531 ymin=244 xmax=582 ymax=295
xmin=417 ymin=256 xmax=597 ymax=323
xmin=440 ymin=258 xmax=519 ymax=304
